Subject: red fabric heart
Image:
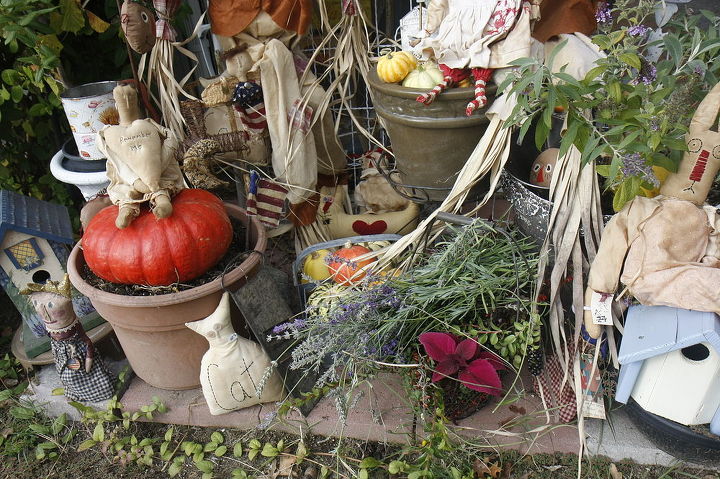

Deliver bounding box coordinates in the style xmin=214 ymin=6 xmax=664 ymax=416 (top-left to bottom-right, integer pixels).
xmin=352 ymin=219 xmax=387 ymax=235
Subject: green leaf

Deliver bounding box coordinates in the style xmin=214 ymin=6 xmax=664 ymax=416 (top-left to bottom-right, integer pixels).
xmin=10 ymin=86 xmax=23 ymax=103
xmin=9 ymin=406 xmax=35 ymax=419
xmin=233 ymin=442 xmax=243 ymax=457
xmin=92 ymin=423 xmax=105 ymax=442
xmin=202 ymin=474 xmax=213 ymax=479
xmin=164 ymin=427 xmax=174 ymax=442
xmin=408 ymin=471 xmax=430 ymax=479
xmin=196 ymin=460 xmax=214 ymax=473
xmin=1 ymin=69 xmax=20 ymax=86
xmin=260 ymin=442 xmax=278 ymax=457
xmin=29 ymin=424 xmax=50 ymax=435
xmin=214 ymin=445 xmax=227 ymax=457
xmin=77 ymin=439 xmax=96 ymax=451
xmin=358 ymin=469 xmax=369 ymax=479
xmin=389 ymin=461 xmax=405 ymax=474
xmin=663 ymin=34 xmax=683 ymax=69
xmin=0 ymin=389 xmax=12 ymax=401
xmin=51 ymin=414 xmax=67 ymax=435
xmin=248 ymin=449 xmax=259 ymax=461
xmin=248 ymin=439 xmax=261 ymax=449
xmin=204 ymin=442 xmax=218 ymax=452
xmin=232 ymin=469 xmax=248 ymax=479
xmin=359 ymin=457 xmax=381 ymax=469
xmin=210 ymin=431 xmax=224 ymax=444
xmin=619 ymin=52 xmax=642 ymax=71
xmin=59 ymin=0 xmax=85 ymax=33
xmin=168 ymin=461 xmax=182 ymax=477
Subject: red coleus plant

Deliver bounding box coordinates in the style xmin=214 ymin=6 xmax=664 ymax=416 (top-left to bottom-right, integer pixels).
xmin=418 ymin=332 xmax=505 ymax=396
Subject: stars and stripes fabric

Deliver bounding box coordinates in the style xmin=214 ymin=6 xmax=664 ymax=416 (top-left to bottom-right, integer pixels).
xmin=246 ymin=171 xmax=288 ymax=228
xmin=233 ymin=81 xmax=268 ymax=131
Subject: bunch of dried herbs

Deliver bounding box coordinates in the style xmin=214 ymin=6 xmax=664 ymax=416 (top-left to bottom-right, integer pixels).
xmin=273 ymin=220 xmax=541 ymax=402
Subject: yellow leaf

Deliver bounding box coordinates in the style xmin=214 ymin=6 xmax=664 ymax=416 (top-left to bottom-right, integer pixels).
xmin=86 ymin=11 xmax=110 ymax=33
xmin=38 ymin=35 xmax=63 ymax=55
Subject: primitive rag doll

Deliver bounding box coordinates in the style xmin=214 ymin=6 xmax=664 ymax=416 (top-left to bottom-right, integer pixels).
xmin=185 ymin=292 xmax=284 ymax=415
xmin=416 ymin=0 xmax=536 ymax=115
xmin=21 ymin=275 xmax=114 ymax=402
xmin=584 ymin=82 xmax=720 ymax=339
xmin=208 ymin=0 xmax=347 ymax=225
xmin=96 ymin=84 xmax=185 ymax=228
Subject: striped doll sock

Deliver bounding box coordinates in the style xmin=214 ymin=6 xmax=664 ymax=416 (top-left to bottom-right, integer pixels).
xmin=465 ymin=67 xmax=493 ymax=116
xmin=416 ymin=77 xmax=453 ymax=105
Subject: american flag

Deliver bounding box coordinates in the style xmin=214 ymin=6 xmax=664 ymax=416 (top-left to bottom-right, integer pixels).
xmin=246 ymin=171 xmax=287 ymax=228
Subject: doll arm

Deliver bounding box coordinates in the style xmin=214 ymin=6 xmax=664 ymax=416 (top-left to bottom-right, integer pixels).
xmin=425 ymin=0 xmax=448 ymax=34
xmin=77 ymin=328 xmax=96 ymax=373
xmin=583 ymin=206 xmax=633 ymax=339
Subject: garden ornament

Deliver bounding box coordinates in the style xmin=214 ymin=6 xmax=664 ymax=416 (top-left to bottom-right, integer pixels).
xmin=529 ymin=148 xmax=558 ymax=187
xmin=415 ymin=0 xmax=535 ymax=115
xmin=584 ymin=82 xmax=720 ymax=339
xmin=185 ymin=292 xmax=284 ymax=415
xmin=20 ymin=275 xmax=114 ymax=402
xmin=318 ymin=185 xmax=419 ymax=238
xmin=120 ymin=0 xmax=156 ymax=54
xmin=96 ymin=84 xmax=184 ymax=229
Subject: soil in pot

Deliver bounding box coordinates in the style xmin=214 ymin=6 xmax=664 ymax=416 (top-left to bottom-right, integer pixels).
xmin=80 ymin=217 xmax=249 ymax=296
xmin=439 ymin=378 xmax=491 ymax=422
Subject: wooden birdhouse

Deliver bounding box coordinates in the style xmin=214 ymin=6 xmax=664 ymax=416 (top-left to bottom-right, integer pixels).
xmin=616 ymin=305 xmax=720 ymax=435
xmin=0 ymin=190 xmax=103 ymax=358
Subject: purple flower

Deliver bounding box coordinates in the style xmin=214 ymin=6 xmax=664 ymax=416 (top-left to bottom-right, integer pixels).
xmin=621 ymin=153 xmax=659 ymax=187
xmin=627 ymin=25 xmax=650 ymax=37
xmin=631 ymin=61 xmax=657 ymax=85
xmin=595 ymin=2 xmax=612 ymax=24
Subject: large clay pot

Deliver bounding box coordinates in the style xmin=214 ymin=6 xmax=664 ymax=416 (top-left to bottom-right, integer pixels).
xmin=68 ymin=203 xmax=267 ymax=390
xmin=367 ymin=69 xmax=495 ymax=201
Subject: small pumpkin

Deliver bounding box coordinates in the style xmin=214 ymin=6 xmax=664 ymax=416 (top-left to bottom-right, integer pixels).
xmin=402 ymin=62 xmax=444 ymax=89
xmin=301 ymin=249 xmax=333 ymax=283
xmin=83 ymin=189 xmax=233 ymax=286
xmin=377 ymin=50 xmax=417 ymax=84
xmin=327 ymin=242 xmax=376 ymax=286
xmin=306 ymin=282 xmax=349 ymax=319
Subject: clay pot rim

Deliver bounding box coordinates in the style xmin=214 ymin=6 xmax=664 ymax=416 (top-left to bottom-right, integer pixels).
xmin=366 ymin=69 xmax=498 ymax=101
xmin=68 ymin=202 xmax=267 ymax=307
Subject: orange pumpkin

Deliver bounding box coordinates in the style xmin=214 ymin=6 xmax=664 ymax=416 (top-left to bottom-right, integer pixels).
xmin=327 ymin=242 xmax=376 ymax=286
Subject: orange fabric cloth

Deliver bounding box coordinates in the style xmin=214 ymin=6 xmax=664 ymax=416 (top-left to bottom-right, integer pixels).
xmin=209 ymin=0 xmax=313 ymax=37
xmin=532 ymin=0 xmax=598 ymax=42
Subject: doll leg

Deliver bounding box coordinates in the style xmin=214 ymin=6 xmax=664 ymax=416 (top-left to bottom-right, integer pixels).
xmin=416 ymin=77 xmax=454 ymax=105
xmin=151 ymin=192 xmax=173 ymax=219
xmin=465 ymin=68 xmax=493 ymax=116
xmin=116 ymin=202 xmax=140 ymax=229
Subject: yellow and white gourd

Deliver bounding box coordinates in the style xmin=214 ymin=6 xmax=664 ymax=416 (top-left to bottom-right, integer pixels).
xmin=377 ymin=50 xmax=417 ymax=84
xmin=402 ymin=62 xmax=444 ymax=89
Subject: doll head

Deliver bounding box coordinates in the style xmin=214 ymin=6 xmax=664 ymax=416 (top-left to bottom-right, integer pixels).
xmin=120 ymin=0 xmax=156 ymax=54
xmin=529 ymin=148 xmax=558 ymax=187
xmin=113 ymin=84 xmax=140 ymax=126
xmin=185 ymin=292 xmax=236 ymax=346
xmin=221 ymin=44 xmax=254 ymax=82
xmin=659 ymin=82 xmax=720 ymax=205
xmin=20 ymin=274 xmax=77 ymax=332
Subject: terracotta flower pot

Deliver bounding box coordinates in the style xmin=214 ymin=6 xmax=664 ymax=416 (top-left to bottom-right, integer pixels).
xmin=68 ymin=203 xmax=267 ymax=390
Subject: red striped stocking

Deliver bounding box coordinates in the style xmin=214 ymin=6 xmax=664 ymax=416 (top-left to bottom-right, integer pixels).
xmin=416 ymin=65 xmax=470 ymax=105
xmin=465 ymin=67 xmax=493 ymax=116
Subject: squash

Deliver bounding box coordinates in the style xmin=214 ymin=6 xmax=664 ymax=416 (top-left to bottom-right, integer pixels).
xmin=402 ymin=62 xmax=444 ymax=89
xmin=327 ymin=242 xmax=376 ymax=286
xmin=301 ymin=249 xmax=333 ymax=283
xmin=306 ymin=282 xmax=349 ymax=320
xmin=83 ymin=188 xmax=233 ymax=286
xmin=377 ymin=50 xmax=417 ymax=83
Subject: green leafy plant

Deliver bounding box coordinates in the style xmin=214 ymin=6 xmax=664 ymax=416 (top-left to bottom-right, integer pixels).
xmin=0 ymin=0 xmax=128 ymax=223
xmin=500 ymin=1 xmax=720 ymax=211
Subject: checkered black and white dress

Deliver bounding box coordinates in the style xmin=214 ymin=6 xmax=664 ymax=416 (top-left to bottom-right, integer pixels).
xmin=51 ymin=332 xmax=114 ymax=402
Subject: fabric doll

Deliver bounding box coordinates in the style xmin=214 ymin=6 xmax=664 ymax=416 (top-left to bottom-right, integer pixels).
xmin=529 ymin=148 xmax=559 ymax=187
xmin=21 ymin=275 xmax=114 ymax=402
xmin=96 ymin=84 xmax=185 ymax=229
xmin=583 ymin=82 xmax=720 ymax=339
xmin=208 ymin=2 xmax=348 ymax=225
xmin=120 ymin=0 xmax=156 ymax=54
xmin=185 ymin=292 xmax=284 ymax=415
xmin=416 ymin=0 xmax=529 ymax=115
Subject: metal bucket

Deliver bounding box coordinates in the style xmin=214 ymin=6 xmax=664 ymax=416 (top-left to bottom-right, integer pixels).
xmin=367 ymin=69 xmax=494 ymax=201
xmin=60 ymin=81 xmax=118 ymax=160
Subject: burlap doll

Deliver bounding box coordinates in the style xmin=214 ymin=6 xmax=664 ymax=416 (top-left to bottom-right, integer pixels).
xmin=120 ymin=0 xmax=156 ymax=54
xmin=583 ymin=82 xmax=720 ymax=339
xmin=185 ymin=292 xmax=284 ymax=415
xmin=21 ymin=275 xmax=114 ymax=402
xmin=209 ymin=4 xmax=348 ymax=224
xmin=96 ymin=84 xmax=185 ymax=229
xmin=415 ymin=0 xmax=536 ymax=115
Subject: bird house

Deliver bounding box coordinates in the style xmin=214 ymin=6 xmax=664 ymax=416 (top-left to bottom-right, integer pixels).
xmin=0 ymin=190 xmax=102 ymax=358
xmin=615 ymin=305 xmax=720 ymax=435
